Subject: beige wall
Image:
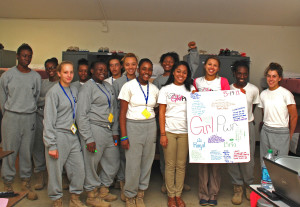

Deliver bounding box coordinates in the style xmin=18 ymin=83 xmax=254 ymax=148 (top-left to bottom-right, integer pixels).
xmin=1 ymin=19 xmax=300 ymax=88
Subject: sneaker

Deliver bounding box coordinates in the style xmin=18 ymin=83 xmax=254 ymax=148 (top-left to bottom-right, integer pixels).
xmin=199 ymin=199 xmax=209 ymax=206
xmin=208 ymin=200 xmax=217 ymax=206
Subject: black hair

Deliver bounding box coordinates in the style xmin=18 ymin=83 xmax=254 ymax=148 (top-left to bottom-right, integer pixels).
xmin=164 ymin=61 xmax=192 ymax=91
xmin=264 ymin=62 xmax=283 ymax=78
xmin=231 ymin=60 xmax=250 ymax=75
xmin=78 ymin=58 xmax=88 ymax=68
xmin=17 ymin=43 xmax=33 ymax=55
xmin=44 ymin=57 xmax=58 ymax=68
xmin=107 ymin=55 xmax=124 ymax=75
xmin=89 ymin=60 xmax=107 ymax=77
xmin=108 ymin=55 xmax=122 ymax=66
xmin=138 ymin=58 xmax=153 ymax=69
xmin=159 ymin=52 xmax=179 ymax=65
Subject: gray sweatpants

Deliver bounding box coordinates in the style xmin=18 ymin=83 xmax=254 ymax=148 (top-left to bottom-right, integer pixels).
xmin=82 ymin=124 xmax=120 ymax=191
xmin=228 ymin=121 xmax=256 ymax=185
xmin=124 ymin=118 xmax=156 ymax=198
xmin=260 ymin=124 xmax=290 ymax=167
xmin=33 ymin=112 xmax=46 ymax=173
xmin=116 ymin=145 xmax=126 ymax=182
xmin=1 ymin=111 xmax=36 ymax=181
xmin=45 ymin=131 xmax=85 ymax=200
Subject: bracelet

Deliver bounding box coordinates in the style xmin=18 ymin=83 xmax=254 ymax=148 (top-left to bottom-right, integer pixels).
xmin=120 ymin=136 xmax=127 ymax=140
xmin=120 ymin=136 xmax=128 ymax=140
xmin=121 ymin=137 xmax=128 ymax=141
xmin=161 ymin=134 xmax=166 ymax=136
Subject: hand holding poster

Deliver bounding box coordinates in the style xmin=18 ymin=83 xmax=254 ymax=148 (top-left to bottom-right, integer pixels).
xmin=187 ymin=90 xmax=250 ymax=163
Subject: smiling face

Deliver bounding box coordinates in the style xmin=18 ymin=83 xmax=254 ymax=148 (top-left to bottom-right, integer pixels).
xmin=204 ymin=58 xmax=220 ymax=78
xmin=91 ymin=63 xmax=108 ymax=83
xmin=234 ymin=66 xmax=249 ymax=87
xmin=173 ymin=64 xmax=188 ymax=86
xmin=109 ymin=59 xmax=122 ymax=77
xmin=45 ymin=62 xmax=57 ymax=79
xmin=266 ymin=70 xmax=281 ymax=90
xmin=124 ymin=57 xmax=138 ymax=76
xmin=17 ymin=49 xmax=32 ymax=68
xmin=162 ymin=56 xmax=175 ymax=73
xmin=58 ymin=63 xmax=74 ymax=87
xmin=138 ymin=62 xmax=153 ymax=84
xmin=78 ymin=64 xmax=89 ymax=82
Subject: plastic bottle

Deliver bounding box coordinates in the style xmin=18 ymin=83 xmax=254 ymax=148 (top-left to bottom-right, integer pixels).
xmin=261 ymin=149 xmax=273 ymax=190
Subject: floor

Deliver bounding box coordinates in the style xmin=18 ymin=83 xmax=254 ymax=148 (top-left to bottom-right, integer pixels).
xmin=0 ymin=147 xmax=262 ymax=207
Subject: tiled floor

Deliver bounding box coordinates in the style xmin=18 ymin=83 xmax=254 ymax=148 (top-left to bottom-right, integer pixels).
xmin=1 ymin=147 xmax=262 ymax=207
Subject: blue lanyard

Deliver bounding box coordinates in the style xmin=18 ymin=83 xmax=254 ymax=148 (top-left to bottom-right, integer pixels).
xmin=126 ymin=75 xmax=129 ymax=82
xmin=111 ymin=77 xmax=114 ymax=84
xmin=136 ymin=78 xmax=149 ymax=105
xmin=92 ymin=79 xmax=111 ymax=108
xmin=59 ymin=82 xmax=76 ymax=120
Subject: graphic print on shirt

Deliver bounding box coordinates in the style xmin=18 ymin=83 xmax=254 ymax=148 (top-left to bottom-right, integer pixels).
xmin=168 ymin=93 xmax=187 ymax=102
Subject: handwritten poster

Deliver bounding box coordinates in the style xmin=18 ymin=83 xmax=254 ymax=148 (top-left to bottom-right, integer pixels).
xmin=187 ymin=90 xmax=250 ymax=163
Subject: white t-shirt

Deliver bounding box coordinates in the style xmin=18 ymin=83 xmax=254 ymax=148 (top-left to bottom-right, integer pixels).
xmin=158 ymin=84 xmax=194 ymax=134
xmin=230 ymin=83 xmax=260 ymax=122
xmin=118 ymin=79 xmax=159 ymax=120
xmin=194 ymin=76 xmax=222 ymax=91
xmin=258 ymin=86 xmax=296 ymax=128
xmin=104 ymin=76 xmax=116 ymax=85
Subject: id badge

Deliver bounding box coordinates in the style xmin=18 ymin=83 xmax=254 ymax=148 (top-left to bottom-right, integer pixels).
xmin=70 ymin=123 xmax=77 ymax=134
xmin=108 ymin=113 xmax=114 ymax=123
xmin=142 ymin=108 xmax=151 ymax=119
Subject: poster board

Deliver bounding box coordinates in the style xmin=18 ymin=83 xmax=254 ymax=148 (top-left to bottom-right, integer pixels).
xmin=187 ymin=90 xmax=250 ymax=163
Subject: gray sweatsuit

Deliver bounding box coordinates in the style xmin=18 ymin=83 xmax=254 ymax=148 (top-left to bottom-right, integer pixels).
xmin=43 ymin=83 xmax=85 ymax=200
xmin=33 ymin=79 xmax=57 ymax=173
xmin=76 ymin=79 xmax=120 ymax=191
xmin=112 ymin=75 xmax=133 ymax=182
xmin=124 ymin=118 xmax=157 ymax=198
xmin=186 ymin=47 xmax=201 ymax=79
xmin=71 ymin=80 xmax=82 ymax=91
xmin=0 ymin=66 xmax=41 ymax=182
xmin=153 ymin=75 xmax=169 ymax=176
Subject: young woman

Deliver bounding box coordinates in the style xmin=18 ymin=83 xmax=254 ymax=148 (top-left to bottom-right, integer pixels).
xmin=188 ymin=42 xmax=230 ymax=206
xmin=0 ymin=43 xmax=41 ymax=200
xmin=71 ymin=58 xmax=89 ymax=90
xmin=76 ymin=60 xmax=120 ymax=207
xmin=119 ymin=58 xmax=159 ymax=207
xmin=158 ymin=61 xmax=193 ymax=207
xmin=227 ymin=60 xmax=260 ymax=205
xmin=153 ymin=52 xmax=179 ymax=89
xmin=105 ymin=55 xmax=123 ymax=85
xmin=112 ymin=53 xmax=138 ymax=201
xmin=258 ymin=63 xmax=298 ymax=166
xmin=153 ymin=52 xmax=181 ymax=193
xmin=43 ymin=61 xmax=86 ymax=207
xmin=33 ymin=57 xmax=59 ymax=190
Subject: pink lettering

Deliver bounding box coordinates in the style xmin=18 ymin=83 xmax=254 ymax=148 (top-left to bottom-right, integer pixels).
xmin=190 ymin=116 xmax=213 ymax=135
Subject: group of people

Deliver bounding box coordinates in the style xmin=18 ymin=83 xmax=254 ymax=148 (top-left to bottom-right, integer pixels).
xmin=0 ymin=42 xmax=297 ymax=207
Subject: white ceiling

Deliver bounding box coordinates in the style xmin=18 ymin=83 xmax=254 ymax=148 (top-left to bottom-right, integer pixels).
xmin=1 ymin=0 xmax=300 ymax=26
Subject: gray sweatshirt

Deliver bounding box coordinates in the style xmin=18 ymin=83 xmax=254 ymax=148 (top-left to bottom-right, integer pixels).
xmin=71 ymin=80 xmax=82 ymax=91
xmin=76 ymin=79 xmax=119 ymax=144
xmin=153 ymin=75 xmax=169 ymax=90
xmin=112 ymin=75 xmax=132 ymax=104
xmin=37 ymin=79 xmax=57 ymax=116
xmin=43 ymin=83 xmax=78 ymax=151
xmin=187 ymin=47 xmax=200 ymax=79
xmin=0 ymin=66 xmax=41 ymax=114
